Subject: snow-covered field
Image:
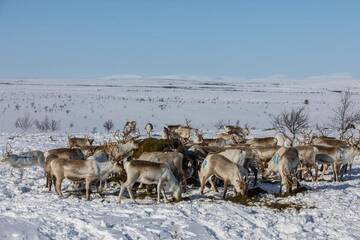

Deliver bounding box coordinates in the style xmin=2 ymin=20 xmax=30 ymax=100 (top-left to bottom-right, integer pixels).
xmin=0 ymin=76 xmax=360 ymax=239
xmin=0 ymin=133 xmax=359 ymax=240
xmin=1 ymin=75 xmax=360 ymax=133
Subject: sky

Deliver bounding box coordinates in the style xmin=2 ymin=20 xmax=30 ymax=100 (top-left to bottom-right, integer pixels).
xmin=0 ymin=1 xmax=359 ymax=79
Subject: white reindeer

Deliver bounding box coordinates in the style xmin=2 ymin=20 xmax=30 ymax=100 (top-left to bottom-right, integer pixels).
xmin=1 ymin=144 xmax=45 ymax=179
xmin=118 ymin=159 xmax=182 ymax=203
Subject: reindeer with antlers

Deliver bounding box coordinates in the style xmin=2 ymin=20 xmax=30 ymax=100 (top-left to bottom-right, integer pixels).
xmin=1 ymin=143 xmax=45 ymax=179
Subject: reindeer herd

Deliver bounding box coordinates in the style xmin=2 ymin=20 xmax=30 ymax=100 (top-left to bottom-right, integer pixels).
xmin=1 ymin=121 xmax=359 ymax=204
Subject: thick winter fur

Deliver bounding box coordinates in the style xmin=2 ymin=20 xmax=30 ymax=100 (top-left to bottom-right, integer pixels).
xmin=264 ymin=147 xmax=300 ymax=194
xmin=1 ymin=150 xmax=45 ymax=168
xmin=295 ymin=145 xmax=319 ymax=181
xmin=198 ymin=154 xmax=248 ymax=198
xmin=246 ymin=137 xmax=278 ymax=147
xmin=118 ymin=160 xmax=182 ymax=203
xmin=68 ymin=137 xmax=94 ymax=148
xmin=49 ymin=155 xmax=122 ymax=200
xmin=218 ymin=148 xmax=258 ymax=186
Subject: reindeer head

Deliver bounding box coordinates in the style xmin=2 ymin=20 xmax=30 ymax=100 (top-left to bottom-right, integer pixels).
xmin=112 ymin=151 xmax=133 ymax=174
xmin=235 ymin=175 xmax=248 ymax=197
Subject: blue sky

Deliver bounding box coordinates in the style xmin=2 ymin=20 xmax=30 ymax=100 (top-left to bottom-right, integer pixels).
xmin=0 ymin=1 xmax=359 ymax=79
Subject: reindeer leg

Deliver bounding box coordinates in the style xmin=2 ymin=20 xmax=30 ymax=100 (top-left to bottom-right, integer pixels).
xmin=198 ymin=171 xmax=205 ymax=195
xmin=157 ymin=180 xmax=163 ymax=203
xmin=48 ymin=176 xmax=54 ymax=191
xmin=85 ymin=178 xmax=91 ymax=200
xmin=55 ymin=177 xmax=63 ymax=197
xmin=307 ymin=168 xmax=314 ymax=181
xmin=118 ymin=185 xmax=126 ymax=203
xmin=222 ymin=180 xmax=228 ymax=199
xmin=349 ymin=164 xmax=352 ymax=179
xmin=127 ymin=184 xmax=136 ymax=202
xmin=287 ymin=179 xmax=292 ymax=194
xmin=98 ymin=179 xmax=104 ymax=194
xmin=314 ymin=166 xmax=318 ymax=182
xmin=209 ymin=176 xmax=218 ymax=193
xmin=161 ymin=188 xmax=168 ymax=203
xmin=320 ymin=164 xmax=327 ymax=180
xmin=252 ymin=166 xmax=258 ymax=187
xmin=332 ymin=162 xmax=338 ymax=182
xmin=279 ymin=176 xmax=283 ymax=194
xmin=45 ymin=174 xmax=49 ymax=188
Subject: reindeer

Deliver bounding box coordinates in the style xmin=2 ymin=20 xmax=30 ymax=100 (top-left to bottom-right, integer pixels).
xmin=313 ymin=145 xmax=345 ymax=181
xmin=295 ymin=145 xmax=319 ymax=181
xmin=198 ymin=154 xmax=248 ymax=198
xmin=225 ymin=124 xmax=250 ymax=136
xmin=246 ymin=137 xmax=277 ymax=147
xmin=118 ymin=159 xmax=182 ymax=203
xmin=137 ymin=152 xmax=193 ymax=187
xmin=263 ymin=147 xmax=300 ymax=194
xmin=49 ymin=153 xmax=125 ymax=200
xmin=316 ymin=139 xmax=360 ymax=181
xmin=123 ymin=121 xmax=138 ymax=140
xmin=313 ymin=137 xmax=348 ymax=147
xmin=104 ymin=139 xmax=139 ymax=161
xmin=164 ymin=125 xmax=200 ymax=143
xmin=1 ymin=144 xmax=45 ymax=178
xmin=218 ymin=148 xmax=258 ymax=186
xmin=196 ymin=134 xmax=228 ymax=147
xmin=44 ymin=148 xmax=85 ymax=189
xmin=80 ymin=145 xmax=107 ymax=159
xmin=45 ymin=148 xmax=85 ymax=160
xmin=216 ymin=132 xmax=244 ymax=145
xmin=144 ymin=123 xmax=154 ymax=138
xmin=68 ymin=136 xmax=94 ymax=148
xmin=343 ymin=138 xmax=360 ymax=178
xmin=251 ymin=145 xmax=281 ymax=174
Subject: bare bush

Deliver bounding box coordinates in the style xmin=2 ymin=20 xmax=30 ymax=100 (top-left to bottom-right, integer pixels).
xmin=214 ymin=120 xmax=226 ymax=130
xmin=331 ymin=90 xmax=360 ymax=140
xmin=184 ymin=118 xmax=192 ymax=127
xmin=273 ymin=107 xmax=309 ymax=146
xmin=34 ymin=117 xmax=50 ymax=131
xmin=315 ymin=123 xmax=331 ymax=137
xmin=35 ymin=116 xmax=60 ymax=132
xmin=14 ymin=114 xmax=33 ymax=131
xmin=103 ymin=120 xmax=114 ymax=132
xmin=50 ymin=119 xmax=60 ymax=131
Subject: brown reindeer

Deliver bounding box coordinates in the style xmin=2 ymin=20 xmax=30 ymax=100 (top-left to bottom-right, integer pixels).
xmin=68 ymin=136 xmax=94 ymax=148
xmin=246 ymin=137 xmax=277 ymax=147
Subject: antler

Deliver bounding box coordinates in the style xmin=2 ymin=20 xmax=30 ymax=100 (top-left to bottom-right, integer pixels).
xmin=112 ymin=130 xmax=125 ymax=143
xmin=344 ymin=131 xmax=355 ymax=146
xmin=300 ymin=129 xmax=313 ymax=144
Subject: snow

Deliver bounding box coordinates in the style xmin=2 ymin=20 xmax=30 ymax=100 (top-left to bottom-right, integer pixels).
xmin=0 ymin=133 xmax=359 ymax=239
xmin=1 ymin=76 xmax=360 ymax=133
xmin=0 ymin=76 xmax=360 ymax=239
